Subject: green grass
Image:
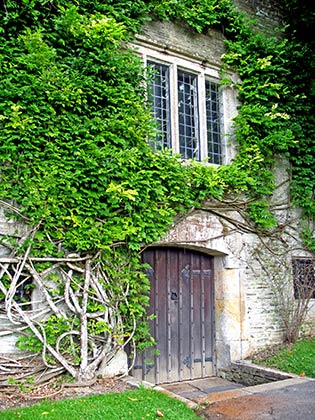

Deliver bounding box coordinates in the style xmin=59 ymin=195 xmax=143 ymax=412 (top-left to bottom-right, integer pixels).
xmin=1 ymin=387 xmax=201 ymax=420
xmin=254 ymin=337 xmax=315 ymax=377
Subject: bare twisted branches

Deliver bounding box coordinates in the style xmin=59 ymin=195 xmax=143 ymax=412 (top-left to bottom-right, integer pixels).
xmin=0 ymin=229 xmax=138 ymax=382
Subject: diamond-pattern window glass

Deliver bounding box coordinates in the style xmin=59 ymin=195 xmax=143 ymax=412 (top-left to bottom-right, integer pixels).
xmin=178 ymin=70 xmax=200 ymax=160
xmin=205 ymin=80 xmax=222 ymax=165
xmin=147 ymin=58 xmax=224 ymax=164
xmin=147 ymin=61 xmax=171 ymax=151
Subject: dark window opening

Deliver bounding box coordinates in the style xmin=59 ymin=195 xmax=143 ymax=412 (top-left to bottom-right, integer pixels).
xmin=0 ymin=268 xmax=33 ymax=306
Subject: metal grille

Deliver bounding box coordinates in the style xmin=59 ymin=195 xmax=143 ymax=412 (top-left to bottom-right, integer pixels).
xmin=205 ymin=80 xmax=222 ymax=164
xmin=178 ymin=70 xmax=200 ymax=160
xmin=147 ymin=61 xmax=171 ymax=150
xmin=292 ymin=258 xmax=315 ymax=299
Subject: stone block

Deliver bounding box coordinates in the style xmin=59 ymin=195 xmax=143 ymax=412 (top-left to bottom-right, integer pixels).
xmin=98 ymin=349 xmax=128 ymax=377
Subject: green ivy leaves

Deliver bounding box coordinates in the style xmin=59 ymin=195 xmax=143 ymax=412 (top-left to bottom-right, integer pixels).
xmin=1 ymin=0 xmax=315 ymax=354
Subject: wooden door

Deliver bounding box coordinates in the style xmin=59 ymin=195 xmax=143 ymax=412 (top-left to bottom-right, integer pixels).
xmin=132 ymin=247 xmax=215 ymax=384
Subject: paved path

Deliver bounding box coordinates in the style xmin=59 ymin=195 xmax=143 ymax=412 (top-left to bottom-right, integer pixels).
xmin=163 ymin=377 xmax=315 ymax=420
xmin=157 ymin=376 xmax=315 ymax=420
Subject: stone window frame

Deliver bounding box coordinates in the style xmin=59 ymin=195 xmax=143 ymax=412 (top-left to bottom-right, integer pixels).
xmin=135 ymin=43 xmax=237 ymax=165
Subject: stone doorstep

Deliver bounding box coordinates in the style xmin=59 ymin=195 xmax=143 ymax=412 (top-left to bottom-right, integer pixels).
xmin=160 ymin=382 xmax=196 ymax=394
xmin=183 ymin=377 xmax=242 ymax=391
xmin=161 ymin=377 xmax=244 ymax=401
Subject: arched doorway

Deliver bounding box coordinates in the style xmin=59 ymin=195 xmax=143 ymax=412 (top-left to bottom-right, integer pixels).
xmin=132 ymin=247 xmax=215 ymax=384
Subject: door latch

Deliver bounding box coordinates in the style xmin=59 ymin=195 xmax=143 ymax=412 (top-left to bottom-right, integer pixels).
xmin=171 ymin=291 xmax=178 ymax=301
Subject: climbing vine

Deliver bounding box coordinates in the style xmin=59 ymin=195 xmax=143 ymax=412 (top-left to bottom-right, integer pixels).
xmin=0 ymin=0 xmax=314 ymax=381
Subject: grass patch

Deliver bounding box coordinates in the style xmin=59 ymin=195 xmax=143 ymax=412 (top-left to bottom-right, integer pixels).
xmin=1 ymin=387 xmax=201 ymax=420
xmin=254 ymin=337 xmax=315 ymax=377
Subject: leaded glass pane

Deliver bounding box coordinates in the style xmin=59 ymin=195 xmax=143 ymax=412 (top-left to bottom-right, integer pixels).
xmin=148 ymin=61 xmax=171 ymax=150
xmin=205 ymin=80 xmax=222 ymax=164
xmin=178 ymin=70 xmax=200 ymax=160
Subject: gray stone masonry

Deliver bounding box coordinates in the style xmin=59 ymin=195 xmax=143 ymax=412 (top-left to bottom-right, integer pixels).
xmin=137 ymin=20 xmax=225 ymax=66
xmin=219 ymin=360 xmax=294 ymax=386
xmin=234 ymin=0 xmax=284 ymax=34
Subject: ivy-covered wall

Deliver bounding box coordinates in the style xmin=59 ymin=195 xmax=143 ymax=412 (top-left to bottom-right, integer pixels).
xmin=0 ymin=0 xmax=314 ymax=380
xmin=132 ymin=0 xmax=315 ymax=366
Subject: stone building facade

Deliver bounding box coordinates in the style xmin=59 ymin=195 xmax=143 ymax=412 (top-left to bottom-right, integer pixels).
xmin=1 ymin=0 xmax=314 ymax=382
xmin=130 ymin=3 xmax=315 ymax=382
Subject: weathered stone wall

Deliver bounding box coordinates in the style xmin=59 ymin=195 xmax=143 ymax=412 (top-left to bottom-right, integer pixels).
xmin=219 ymin=361 xmax=293 ymax=386
xmin=1 ymin=189 xmax=310 ymax=363
xmin=137 ymin=20 xmax=225 ymax=67
xmin=0 ymin=206 xmax=27 ymax=353
xmin=136 ymin=6 xmax=306 ymax=360
xmin=0 ymin=206 xmax=26 ymax=261
xmin=234 ymin=0 xmax=284 ymax=33
xmin=153 ymin=155 xmax=312 ymax=369
xmin=138 ymin=0 xmax=285 ymax=49
xmin=0 ymin=316 xmax=20 ymax=354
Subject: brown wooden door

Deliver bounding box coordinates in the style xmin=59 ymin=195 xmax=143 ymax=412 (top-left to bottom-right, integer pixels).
xmin=132 ymin=247 xmax=215 ymax=384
